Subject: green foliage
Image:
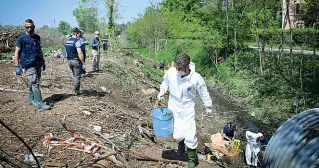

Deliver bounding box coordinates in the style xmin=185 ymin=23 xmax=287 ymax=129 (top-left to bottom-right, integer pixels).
xmin=41 ymin=25 xmax=49 ymax=29
xmin=137 ymin=39 xmax=202 ymax=62
xmin=301 ymin=0 xmax=319 ymax=27
xmin=0 ymin=52 xmax=14 ymax=60
xmin=57 ymin=21 xmax=72 ymax=35
xmin=36 ymin=27 xmax=64 ymax=47
xmin=257 ymin=28 xmax=319 ymax=49
xmin=73 ymin=7 xmax=99 ymax=33
xmin=141 ymin=64 xmax=163 ymax=83
xmin=42 ymin=45 xmax=64 ymax=54
xmin=125 ymin=0 xmax=319 ymax=131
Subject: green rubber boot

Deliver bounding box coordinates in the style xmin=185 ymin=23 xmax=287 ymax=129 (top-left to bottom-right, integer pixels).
xmin=33 ymin=90 xmax=51 ymax=110
xmin=28 ymin=86 xmax=33 ymax=105
xmin=187 ymin=148 xmax=198 ymax=168
xmin=178 ymin=140 xmax=186 ymax=155
xmin=28 ymin=87 xmax=40 ymax=108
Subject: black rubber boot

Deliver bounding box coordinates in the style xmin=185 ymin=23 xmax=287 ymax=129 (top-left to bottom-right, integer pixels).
xmin=33 ymin=90 xmax=51 ymax=110
xmin=187 ymin=148 xmax=198 ymax=168
xmin=178 ymin=140 xmax=186 ymax=155
xmin=74 ymin=85 xmax=80 ymax=96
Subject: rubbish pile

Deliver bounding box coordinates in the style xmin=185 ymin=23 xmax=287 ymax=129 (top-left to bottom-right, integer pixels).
xmin=0 ymin=29 xmax=24 ymax=52
xmin=19 ymin=120 xmax=166 ymax=167
xmin=44 ymin=49 xmax=66 ymax=58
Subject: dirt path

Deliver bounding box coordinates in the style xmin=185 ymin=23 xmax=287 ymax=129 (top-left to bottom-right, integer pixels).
xmin=0 ymin=51 xmax=244 ymax=168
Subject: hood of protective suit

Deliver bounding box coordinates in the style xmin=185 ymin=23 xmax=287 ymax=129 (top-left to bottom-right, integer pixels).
xmin=246 ymin=131 xmax=262 ymax=154
xmin=188 ymin=62 xmax=196 ymax=75
xmin=257 ymin=133 xmax=263 ymax=137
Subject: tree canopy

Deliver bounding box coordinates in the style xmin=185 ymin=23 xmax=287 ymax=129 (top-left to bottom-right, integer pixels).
xmin=57 ymin=21 xmax=72 ymax=35
xmin=73 ymin=7 xmax=99 ymax=33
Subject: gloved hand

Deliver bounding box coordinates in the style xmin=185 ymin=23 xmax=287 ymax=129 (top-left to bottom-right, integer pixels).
xmin=15 ymin=65 xmax=22 ymax=75
xmin=157 ymin=87 xmax=165 ymax=101
xmin=82 ymin=64 xmax=86 ymax=74
xmin=206 ymin=107 xmax=212 ymax=114
xmin=42 ymin=61 xmax=46 ymax=71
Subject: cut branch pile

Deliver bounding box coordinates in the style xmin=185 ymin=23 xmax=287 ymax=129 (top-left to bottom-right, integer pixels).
xmin=0 ymin=29 xmax=24 ymax=53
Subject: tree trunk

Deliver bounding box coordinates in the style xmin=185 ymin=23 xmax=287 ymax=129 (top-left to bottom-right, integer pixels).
xmin=226 ymin=0 xmax=229 ymax=60
xmin=233 ymin=1 xmax=238 ymax=71
xmin=255 ymin=15 xmax=262 ymax=74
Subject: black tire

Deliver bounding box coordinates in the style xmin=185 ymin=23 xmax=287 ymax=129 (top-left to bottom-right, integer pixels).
xmin=262 ymin=108 xmax=319 ymax=168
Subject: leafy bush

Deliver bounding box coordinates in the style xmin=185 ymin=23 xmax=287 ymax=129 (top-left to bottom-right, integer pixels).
xmin=257 ymin=28 xmax=319 ymax=48
xmin=37 ymin=27 xmax=65 ymax=48
xmin=141 ymin=64 xmax=163 ymax=83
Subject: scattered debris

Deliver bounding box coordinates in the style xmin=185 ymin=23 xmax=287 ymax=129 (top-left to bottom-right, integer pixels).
xmin=23 ymin=152 xmax=43 ymax=163
xmin=204 ymin=133 xmax=240 ymax=157
xmin=0 ymin=29 xmax=24 ymax=52
xmin=0 ymin=53 xmax=226 ymax=168
xmin=42 ymin=133 xmax=114 ymax=159
xmin=93 ymin=125 xmax=102 ymax=132
xmin=88 ymin=159 xmax=112 ymax=168
xmin=142 ymin=88 xmax=157 ymax=95
xmin=82 ymin=110 xmax=92 ymax=115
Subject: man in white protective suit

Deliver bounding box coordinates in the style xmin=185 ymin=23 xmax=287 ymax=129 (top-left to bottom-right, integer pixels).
xmin=245 ymin=131 xmax=264 ymax=167
xmin=157 ymin=53 xmax=212 ymax=168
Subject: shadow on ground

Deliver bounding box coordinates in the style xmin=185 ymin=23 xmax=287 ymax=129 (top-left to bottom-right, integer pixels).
xmin=83 ymin=72 xmax=100 ymax=78
xmin=44 ymin=93 xmax=73 ymax=104
xmin=161 ymin=149 xmax=188 ymax=162
xmin=82 ymin=89 xmax=108 ymax=97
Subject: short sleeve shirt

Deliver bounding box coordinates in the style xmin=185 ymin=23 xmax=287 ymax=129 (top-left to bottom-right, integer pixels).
xmin=16 ymin=33 xmax=41 ymax=49
xmin=75 ymin=40 xmax=81 ymax=48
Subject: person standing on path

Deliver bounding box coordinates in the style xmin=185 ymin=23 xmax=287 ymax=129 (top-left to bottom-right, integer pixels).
xmin=90 ymin=31 xmax=100 ymax=72
xmin=64 ymin=27 xmax=85 ymax=96
xmin=14 ymin=19 xmax=51 ymax=110
xmin=157 ymin=53 xmax=213 ymax=168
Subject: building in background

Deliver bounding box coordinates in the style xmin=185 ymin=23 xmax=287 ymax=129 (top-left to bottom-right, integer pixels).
xmin=282 ymin=0 xmax=305 ymax=29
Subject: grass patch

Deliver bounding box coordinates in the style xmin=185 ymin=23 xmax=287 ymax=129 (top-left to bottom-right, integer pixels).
xmin=0 ymin=52 xmax=13 ymax=60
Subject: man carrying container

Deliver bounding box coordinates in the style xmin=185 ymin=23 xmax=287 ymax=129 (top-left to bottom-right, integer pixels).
xmin=14 ymin=19 xmax=51 ymax=110
xmin=157 ymin=53 xmax=213 ymax=168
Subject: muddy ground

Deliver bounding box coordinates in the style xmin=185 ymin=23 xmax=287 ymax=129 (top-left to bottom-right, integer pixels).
xmin=0 ymin=51 xmax=247 ymax=168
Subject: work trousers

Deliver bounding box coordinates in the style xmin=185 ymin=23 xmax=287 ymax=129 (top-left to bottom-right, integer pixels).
xmin=68 ymin=59 xmax=83 ymax=92
xmin=26 ymin=66 xmax=41 ymax=93
xmin=92 ymin=49 xmax=100 ymax=71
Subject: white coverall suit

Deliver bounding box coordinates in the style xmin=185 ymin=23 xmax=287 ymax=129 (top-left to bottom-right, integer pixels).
xmin=160 ymin=62 xmax=212 ymax=149
xmin=245 ymin=131 xmax=263 ymax=166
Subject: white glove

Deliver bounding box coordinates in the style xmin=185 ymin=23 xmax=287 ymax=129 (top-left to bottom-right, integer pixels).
xmin=157 ymin=87 xmax=165 ymax=101
xmin=206 ymin=107 xmax=212 ymax=114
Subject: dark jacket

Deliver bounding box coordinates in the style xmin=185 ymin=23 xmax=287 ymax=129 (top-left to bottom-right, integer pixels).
xmin=90 ymin=36 xmax=100 ymax=50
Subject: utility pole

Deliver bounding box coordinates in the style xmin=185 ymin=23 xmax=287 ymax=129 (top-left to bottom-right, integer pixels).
xmin=53 ymin=18 xmax=56 ymax=27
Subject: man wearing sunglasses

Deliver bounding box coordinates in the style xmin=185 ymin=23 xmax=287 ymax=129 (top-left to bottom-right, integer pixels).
xmin=90 ymin=31 xmax=100 ymax=72
xmin=14 ymin=19 xmax=51 ymax=110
